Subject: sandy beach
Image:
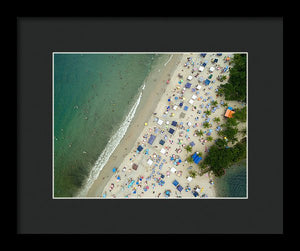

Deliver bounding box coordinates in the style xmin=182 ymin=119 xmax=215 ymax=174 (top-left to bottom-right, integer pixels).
xmin=82 ymin=53 xmax=246 ymax=198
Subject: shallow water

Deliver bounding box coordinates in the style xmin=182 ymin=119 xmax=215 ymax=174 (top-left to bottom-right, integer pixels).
xmin=214 ymin=159 xmax=247 ymax=197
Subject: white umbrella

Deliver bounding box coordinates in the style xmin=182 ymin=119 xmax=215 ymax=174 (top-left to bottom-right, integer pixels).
xmin=157 ymin=119 xmax=163 ymax=125
xmin=160 ymin=148 xmax=166 ymax=154
xmin=147 ymin=159 xmax=153 ymax=166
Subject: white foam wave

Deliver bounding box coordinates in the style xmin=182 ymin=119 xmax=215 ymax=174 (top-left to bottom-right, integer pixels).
xmin=77 ymin=83 xmax=145 ymax=197
xmin=164 ymin=54 xmax=173 ymax=66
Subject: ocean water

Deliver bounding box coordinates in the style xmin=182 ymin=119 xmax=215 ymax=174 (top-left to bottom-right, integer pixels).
xmin=53 ymin=53 xmax=168 ymax=197
xmin=214 ymin=159 xmax=247 ymax=197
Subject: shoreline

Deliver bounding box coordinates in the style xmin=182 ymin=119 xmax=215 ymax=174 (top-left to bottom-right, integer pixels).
xmin=82 ymin=54 xmax=183 ymax=197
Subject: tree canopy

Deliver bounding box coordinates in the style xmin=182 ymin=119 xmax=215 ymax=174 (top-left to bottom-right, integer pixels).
xmin=200 ymin=138 xmax=247 ymax=177
xmin=233 ymin=106 xmax=247 ymax=122
xmin=220 ymin=54 xmax=247 ymax=102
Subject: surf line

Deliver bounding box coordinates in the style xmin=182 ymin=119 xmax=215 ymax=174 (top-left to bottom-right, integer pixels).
xmin=164 ymin=55 xmax=173 ymax=67
xmin=77 ymin=83 xmax=146 ymax=197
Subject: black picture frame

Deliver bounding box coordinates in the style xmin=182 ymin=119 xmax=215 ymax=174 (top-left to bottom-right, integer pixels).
xmin=17 ymin=17 xmax=283 ymax=234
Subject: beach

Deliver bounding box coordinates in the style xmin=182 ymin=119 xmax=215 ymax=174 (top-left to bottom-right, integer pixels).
xmin=78 ymin=54 xmax=183 ymax=197
xmin=80 ymin=53 xmax=246 ymax=198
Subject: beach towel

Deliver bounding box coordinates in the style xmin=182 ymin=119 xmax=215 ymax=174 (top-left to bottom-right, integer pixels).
xmin=148 ymin=134 xmax=156 ymax=145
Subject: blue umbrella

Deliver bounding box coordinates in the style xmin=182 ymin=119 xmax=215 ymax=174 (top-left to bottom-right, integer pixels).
xmin=112 ymin=168 xmax=116 ymax=173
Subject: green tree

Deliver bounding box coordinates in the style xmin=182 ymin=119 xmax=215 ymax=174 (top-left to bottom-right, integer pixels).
xmin=204 ymin=110 xmax=211 ymax=116
xmin=206 ymin=136 xmax=213 ymax=142
xmin=221 ymin=75 xmax=227 ymax=82
xmin=199 ymin=162 xmax=207 ymax=170
xmin=215 ymin=138 xmax=228 ymax=148
xmin=211 ymin=100 xmax=218 ymax=106
xmin=203 ymin=122 xmax=210 ymax=128
xmin=185 ymin=145 xmax=192 ymax=153
xmin=188 ymin=170 xmax=197 ymax=178
xmin=186 ymin=155 xmax=194 ymax=164
xmin=201 ymin=137 xmax=246 ymax=178
xmin=196 ymin=129 xmax=204 ymax=137
xmin=219 ymin=126 xmax=238 ymax=144
xmin=220 ymin=54 xmax=247 ymax=102
xmin=213 ymin=117 xmax=220 ymax=123
xmin=234 ymin=106 xmax=247 ymax=122
xmin=226 ymin=117 xmax=239 ymax=127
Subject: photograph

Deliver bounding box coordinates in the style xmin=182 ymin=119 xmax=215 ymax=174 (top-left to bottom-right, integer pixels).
xmin=53 ymin=52 xmax=248 ymax=199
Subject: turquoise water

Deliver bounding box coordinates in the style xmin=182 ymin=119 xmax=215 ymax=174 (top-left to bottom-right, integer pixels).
xmin=214 ymin=159 xmax=247 ymax=197
xmin=53 ymin=53 xmax=164 ymax=197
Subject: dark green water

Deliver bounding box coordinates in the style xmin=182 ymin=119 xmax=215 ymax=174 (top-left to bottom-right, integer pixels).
xmin=53 ymin=53 xmax=165 ymax=197
xmin=214 ymin=159 xmax=247 ymax=197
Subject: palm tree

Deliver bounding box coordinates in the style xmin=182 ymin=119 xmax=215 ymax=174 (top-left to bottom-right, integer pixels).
xmin=206 ymin=136 xmax=213 ymax=142
xmin=204 ymin=110 xmax=211 ymax=116
xmin=186 ymin=155 xmax=194 ymax=164
xmin=211 ymin=100 xmax=218 ymax=106
xmin=196 ymin=129 xmax=204 ymax=137
xmin=221 ymin=75 xmax=227 ymax=82
xmin=213 ymin=117 xmax=220 ymax=123
xmin=188 ymin=170 xmax=197 ymax=178
xmin=203 ymin=122 xmax=210 ymax=128
xmin=185 ymin=145 xmax=192 ymax=153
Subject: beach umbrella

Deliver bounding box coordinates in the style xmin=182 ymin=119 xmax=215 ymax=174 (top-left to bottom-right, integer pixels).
xmin=112 ymin=168 xmax=116 ymax=173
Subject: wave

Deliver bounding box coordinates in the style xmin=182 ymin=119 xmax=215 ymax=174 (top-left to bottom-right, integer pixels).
xmin=77 ymin=83 xmax=145 ymax=197
xmin=164 ymin=54 xmax=173 ymax=66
